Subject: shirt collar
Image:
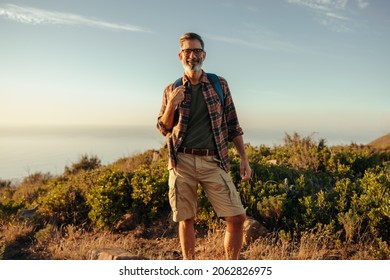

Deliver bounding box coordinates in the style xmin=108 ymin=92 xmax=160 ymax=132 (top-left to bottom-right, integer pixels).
xmin=182 ymin=71 xmax=209 ymax=86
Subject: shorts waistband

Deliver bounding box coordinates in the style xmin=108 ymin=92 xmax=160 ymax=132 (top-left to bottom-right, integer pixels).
xmin=178 ymin=147 xmax=217 ymax=156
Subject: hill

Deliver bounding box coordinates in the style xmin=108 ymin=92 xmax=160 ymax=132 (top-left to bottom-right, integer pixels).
xmin=1 ymin=133 xmax=389 ymax=260
xmin=367 ymin=133 xmax=390 ymax=150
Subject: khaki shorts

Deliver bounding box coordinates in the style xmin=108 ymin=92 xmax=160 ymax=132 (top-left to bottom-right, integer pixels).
xmin=168 ymin=153 xmax=245 ymax=222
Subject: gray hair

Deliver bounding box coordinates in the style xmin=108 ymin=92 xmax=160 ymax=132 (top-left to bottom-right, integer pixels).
xmin=179 ymin=32 xmax=205 ymax=50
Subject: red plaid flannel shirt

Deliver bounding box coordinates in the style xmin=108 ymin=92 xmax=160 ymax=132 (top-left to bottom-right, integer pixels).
xmin=156 ymin=71 xmax=243 ymax=172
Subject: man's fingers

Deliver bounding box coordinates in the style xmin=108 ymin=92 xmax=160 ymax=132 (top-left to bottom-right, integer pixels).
xmin=170 ymin=86 xmax=185 ymax=105
xmin=240 ymin=165 xmax=252 ymax=182
xmin=241 ymin=174 xmax=251 ymax=182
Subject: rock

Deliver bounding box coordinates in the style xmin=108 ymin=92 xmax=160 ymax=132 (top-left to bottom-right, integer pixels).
xmin=90 ymin=248 xmax=148 ymax=260
xmin=243 ymin=218 xmax=269 ymax=246
xmin=16 ymin=205 xmax=39 ymax=221
xmin=114 ymin=213 xmax=138 ymax=232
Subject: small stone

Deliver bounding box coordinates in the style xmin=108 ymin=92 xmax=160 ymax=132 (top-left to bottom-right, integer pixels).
xmin=243 ymin=218 xmax=269 ymax=246
xmin=90 ymin=248 xmax=148 ymax=260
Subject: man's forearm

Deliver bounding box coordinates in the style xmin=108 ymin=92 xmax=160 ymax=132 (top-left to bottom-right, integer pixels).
xmin=232 ymin=135 xmax=251 ymax=182
xmin=159 ymin=102 xmax=176 ymax=131
xmin=232 ymin=135 xmax=248 ymax=160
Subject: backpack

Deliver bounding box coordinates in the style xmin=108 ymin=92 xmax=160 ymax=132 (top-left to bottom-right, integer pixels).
xmin=173 ymin=73 xmax=225 ymax=107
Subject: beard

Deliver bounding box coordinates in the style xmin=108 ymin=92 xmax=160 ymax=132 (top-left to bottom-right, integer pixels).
xmin=182 ymin=58 xmax=203 ymax=73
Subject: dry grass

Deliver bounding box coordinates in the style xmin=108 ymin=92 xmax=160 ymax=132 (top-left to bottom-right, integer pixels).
xmin=368 ymin=133 xmax=390 ymax=150
xmin=0 ymin=219 xmax=382 ymax=260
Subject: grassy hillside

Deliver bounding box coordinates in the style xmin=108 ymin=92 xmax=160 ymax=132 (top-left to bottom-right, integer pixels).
xmin=368 ymin=133 xmax=390 ymax=150
xmin=1 ymin=132 xmax=389 ymax=260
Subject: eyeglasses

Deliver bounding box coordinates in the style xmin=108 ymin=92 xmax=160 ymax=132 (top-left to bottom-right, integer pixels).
xmin=181 ymin=48 xmax=204 ymax=56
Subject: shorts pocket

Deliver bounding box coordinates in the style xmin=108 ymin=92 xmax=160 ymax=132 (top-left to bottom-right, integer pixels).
xmin=168 ymin=169 xmax=178 ymax=212
xmin=219 ymin=172 xmax=238 ymax=203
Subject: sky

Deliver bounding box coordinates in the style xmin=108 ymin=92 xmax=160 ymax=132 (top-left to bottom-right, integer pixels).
xmin=1 ymin=0 xmax=389 ymax=146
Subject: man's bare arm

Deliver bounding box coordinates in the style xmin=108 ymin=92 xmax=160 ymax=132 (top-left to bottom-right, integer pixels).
xmin=159 ymin=85 xmax=186 ymax=130
xmin=232 ymin=135 xmax=251 ymax=182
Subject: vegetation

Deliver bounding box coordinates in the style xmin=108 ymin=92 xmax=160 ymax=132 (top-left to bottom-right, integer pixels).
xmin=0 ymin=132 xmax=389 ymax=260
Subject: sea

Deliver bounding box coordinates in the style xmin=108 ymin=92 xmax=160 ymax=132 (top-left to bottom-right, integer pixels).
xmin=0 ymin=125 xmax=164 ymax=182
xmin=0 ymin=125 xmax=379 ymax=182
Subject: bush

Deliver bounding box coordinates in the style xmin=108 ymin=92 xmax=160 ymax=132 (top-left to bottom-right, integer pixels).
xmin=64 ymin=154 xmax=101 ymax=176
xmin=0 ymin=200 xmax=24 ymax=220
xmin=86 ymin=169 xmax=133 ymax=230
xmin=357 ymin=164 xmax=390 ymax=241
xmin=38 ymin=179 xmax=90 ymax=226
xmin=130 ymin=161 xmax=169 ymax=220
xmin=1 ymin=132 xmax=389 ymax=258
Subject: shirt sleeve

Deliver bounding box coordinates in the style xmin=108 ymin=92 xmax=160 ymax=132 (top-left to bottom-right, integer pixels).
xmin=156 ymin=84 xmax=173 ymax=136
xmin=219 ymin=77 xmax=244 ymax=142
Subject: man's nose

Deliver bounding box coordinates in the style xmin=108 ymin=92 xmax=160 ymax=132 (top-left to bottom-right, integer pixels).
xmin=189 ymin=51 xmax=197 ymax=58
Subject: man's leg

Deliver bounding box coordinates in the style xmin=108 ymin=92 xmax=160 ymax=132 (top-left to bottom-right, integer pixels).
xmin=179 ymin=217 xmax=196 ymax=259
xmin=224 ymin=214 xmax=246 ymax=260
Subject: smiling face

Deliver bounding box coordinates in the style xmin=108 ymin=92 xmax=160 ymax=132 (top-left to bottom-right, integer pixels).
xmin=179 ymin=39 xmax=206 ymax=74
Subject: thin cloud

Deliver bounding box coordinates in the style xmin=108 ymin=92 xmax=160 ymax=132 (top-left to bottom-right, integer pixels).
xmin=357 ymin=0 xmax=370 ymax=9
xmin=0 ymin=4 xmax=150 ymax=32
xmin=205 ymin=23 xmax=304 ymax=53
xmin=325 ymin=12 xmax=350 ymax=21
xmin=207 ymin=34 xmax=302 ymax=52
xmin=286 ymin=0 xmax=370 ymax=32
xmin=287 ymin=0 xmax=349 ymax=11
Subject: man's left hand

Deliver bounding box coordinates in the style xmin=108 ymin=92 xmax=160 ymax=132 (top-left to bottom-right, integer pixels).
xmin=240 ymin=160 xmax=251 ymax=182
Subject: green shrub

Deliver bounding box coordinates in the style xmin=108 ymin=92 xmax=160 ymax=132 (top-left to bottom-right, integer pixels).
xmin=38 ymin=179 xmax=89 ymax=226
xmin=86 ymin=169 xmax=133 ymax=230
xmin=64 ymin=154 xmax=101 ymax=176
xmin=11 ymin=172 xmax=53 ymax=205
xmin=130 ymin=162 xmax=169 ymax=220
xmin=1 ymin=132 xmax=388 ymax=257
xmin=357 ymin=164 xmax=390 ymax=241
xmin=0 ymin=200 xmax=24 ymax=220
xmin=0 ymin=179 xmax=12 ymax=189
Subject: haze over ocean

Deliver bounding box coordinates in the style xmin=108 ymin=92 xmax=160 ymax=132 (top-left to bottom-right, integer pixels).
xmin=0 ymin=125 xmax=380 ymax=181
xmin=0 ymin=125 xmax=161 ymax=181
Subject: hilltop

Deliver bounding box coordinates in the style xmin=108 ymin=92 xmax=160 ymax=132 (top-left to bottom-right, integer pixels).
xmin=367 ymin=133 xmax=390 ymax=150
xmin=1 ymin=132 xmax=389 ymax=260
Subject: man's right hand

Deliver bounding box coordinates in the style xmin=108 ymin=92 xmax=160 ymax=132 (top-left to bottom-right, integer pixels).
xmin=169 ymin=85 xmax=186 ymax=107
xmin=159 ymin=85 xmax=186 ymax=131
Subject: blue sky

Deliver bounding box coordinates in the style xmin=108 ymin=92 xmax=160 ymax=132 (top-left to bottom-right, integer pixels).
xmin=1 ymin=0 xmax=389 ymax=145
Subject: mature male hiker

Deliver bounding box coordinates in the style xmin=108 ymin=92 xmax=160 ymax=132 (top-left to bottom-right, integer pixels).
xmin=157 ymin=32 xmax=251 ymax=259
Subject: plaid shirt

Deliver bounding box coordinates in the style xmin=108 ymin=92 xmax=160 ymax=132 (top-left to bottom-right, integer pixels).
xmin=157 ymin=71 xmax=243 ymax=172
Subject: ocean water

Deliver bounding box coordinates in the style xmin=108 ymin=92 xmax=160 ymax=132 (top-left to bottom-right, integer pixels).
xmin=0 ymin=125 xmax=164 ymax=181
xmin=0 ymin=125 xmax=379 ymax=182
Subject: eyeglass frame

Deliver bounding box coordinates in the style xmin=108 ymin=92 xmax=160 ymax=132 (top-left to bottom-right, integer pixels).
xmin=180 ymin=48 xmax=205 ymax=56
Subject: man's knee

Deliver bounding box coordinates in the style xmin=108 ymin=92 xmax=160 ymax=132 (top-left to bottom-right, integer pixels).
xmin=179 ymin=217 xmax=195 ymax=227
xmin=225 ymin=214 xmax=246 ymax=230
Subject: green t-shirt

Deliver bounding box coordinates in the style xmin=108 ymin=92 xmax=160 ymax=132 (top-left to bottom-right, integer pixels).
xmin=181 ymin=84 xmax=217 ymax=150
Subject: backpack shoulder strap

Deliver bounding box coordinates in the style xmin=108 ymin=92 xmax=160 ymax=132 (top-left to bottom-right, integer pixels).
xmin=173 ymin=77 xmax=183 ymax=89
xmin=206 ymin=73 xmax=224 ymax=107
xmin=172 ymin=73 xmax=225 ymax=107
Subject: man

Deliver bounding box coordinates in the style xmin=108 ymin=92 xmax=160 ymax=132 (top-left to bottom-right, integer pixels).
xmin=157 ymin=32 xmax=251 ymax=260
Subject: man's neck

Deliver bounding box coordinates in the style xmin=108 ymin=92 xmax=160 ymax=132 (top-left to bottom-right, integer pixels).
xmin=185 ymin=70 xmax=203 ymax=85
